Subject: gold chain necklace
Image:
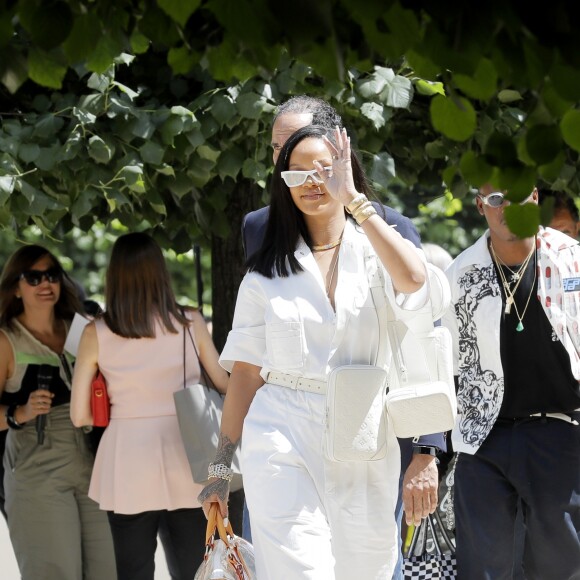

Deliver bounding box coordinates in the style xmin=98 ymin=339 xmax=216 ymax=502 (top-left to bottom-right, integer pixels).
xmin=325 ymin=246 xmax=340 ymax=297
xmin=489 ymin=241 xmax=534 ymax=315
xmin=312 ymin=237 xmax=343 ymax=252
xmin=491 ymin=240 xmax=537 ymax=331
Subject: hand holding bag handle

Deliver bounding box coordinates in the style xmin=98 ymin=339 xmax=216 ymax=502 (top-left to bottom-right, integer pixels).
xmin=194 ymin=503 xmax=255 ymax=580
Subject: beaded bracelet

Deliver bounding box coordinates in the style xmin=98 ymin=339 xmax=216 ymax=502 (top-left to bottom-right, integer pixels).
xmin=208 ymin=462 xmax=233 ymax=481
xmin=353 ymin=204 xmax=377 ymax=225
xmin=346 ymin=193 xmax=368 ymax=215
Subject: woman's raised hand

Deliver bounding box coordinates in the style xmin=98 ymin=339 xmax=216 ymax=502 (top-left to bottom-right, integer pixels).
xmin=314 ymin=126 xmax=359 ymax=207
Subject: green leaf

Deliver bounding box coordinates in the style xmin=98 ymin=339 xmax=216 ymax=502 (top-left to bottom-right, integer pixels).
xmin=0 ymin=175 xmax=16 ymax=195
xmin=210 ymin=94 xmax=236 ymax=125
xmin=18 ymin=143 xmax=40 ymax=164
xmin=550 ymin=62 xmax=580 ymax=102
xmin=561 ymin=110 xmax=580 ymax=153
xmin=72 ymin=107 xmax=97 ymax=126
xmin=167 ymin=173 xmax=194 ymax=198
xmin=236 ymin=93 xmax=274 ymax=120
xmin=71 ymin=187 xmax=100 ymax=221
xmin=157 ymin=0 xmax=200 ymax=27
xmin=497 ymin=90 xmax=522 ymax=104
xmin=88 ymin=136 xmax=113 ymax=165
xmin=504 ymin=203 xmax=541 ymax=238
xmin=146 ymin=189 xmax=167 ymax=216
xmin=430 ymin=95 xmax=476 ymax=142
xmin=27 ymin=1 xmax=73 ymax=50
xmin=242 ymin=159 xmax=267 ymax=181
xmin=414 ymin=80 xmax=445 ymax=97
xmin=35 ymin=144 xmax=61 ymax=171
xmin=369 ymin=152 xmax=396 ymax=186
xmin=140 ymin=142 xmax=165 ymax=166
xmin=111 ymin=81 xmax=139 ymax=101
xmin=538 ymin=151 xmax=565 ymax=183
xmin=168 ymin=46 xmax=198 ymax=75
xmin=86 ymin=35 xmax=123 ymax=74
xmin=525 ymin=125 xmax=562 ymax=165
xmin=484 ymin=132 xmax=518 ymax=168
xmin=358 ymin=75 xmax=387 ymax=99
xmin=217 ymin=147 xmax=244 ymax=180
xmin=459 ymin=151 xmax=493 ymax=187
xmin=119 ymin=165 xmax=145 ymax=193
xmin=453 ymin=58 xmax=497 ymax=101
xmin=87 ymin=73 xmax=110 ymax=93
xmin=361 ymin=102 xmax=386 ymax=130
xmin=197 ymin=144 xmax=220 ymax=163
xmin=130 ymin=30 xmax=150 ymax=55
xmin=28 ymin=48 xmax=67 ymax=89
xmin=496 ymin=166 xmax=536 ymax=196
xmin=383 ymin=75 xmax=413 ymax=108
xmin=63 ymin=13 xmax=100 ymax=63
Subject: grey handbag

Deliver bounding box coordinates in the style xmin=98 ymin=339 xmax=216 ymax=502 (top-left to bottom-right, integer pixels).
xmin=174 ymin=324 xmax=243 ymax=491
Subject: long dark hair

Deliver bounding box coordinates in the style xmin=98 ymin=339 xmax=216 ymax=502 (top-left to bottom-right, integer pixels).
xmin=0 ymin=245 xmax=83 ymax=330
xmin=247 ymin=125 xmax=375 ymax=279
xmin=103 ymin=232 xmax=188 ymax=338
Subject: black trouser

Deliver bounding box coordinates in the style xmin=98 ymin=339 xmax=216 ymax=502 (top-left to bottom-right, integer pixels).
xmin=107 ymin=489 xmax=245 ymax=580
xmin=454 ymin=418 xmax=580 ymax=580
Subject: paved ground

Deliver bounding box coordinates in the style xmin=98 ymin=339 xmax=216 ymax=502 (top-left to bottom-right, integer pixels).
xmin=0 ymin=516 xmax=172 ymax=579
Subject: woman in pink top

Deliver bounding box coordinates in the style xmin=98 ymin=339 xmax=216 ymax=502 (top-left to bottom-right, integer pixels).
xmin=71 ymin=232 xmax=229 ymax=580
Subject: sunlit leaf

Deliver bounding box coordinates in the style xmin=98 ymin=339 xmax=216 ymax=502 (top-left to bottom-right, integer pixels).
xmin=430 ymin=95 xmax=476 ymax=142
xmin=561 ymin=110 xmax=580 ymax=153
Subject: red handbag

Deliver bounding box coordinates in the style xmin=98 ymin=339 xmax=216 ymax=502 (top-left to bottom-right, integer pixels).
xmin=91 ymin=370 xmax=110 ymax=427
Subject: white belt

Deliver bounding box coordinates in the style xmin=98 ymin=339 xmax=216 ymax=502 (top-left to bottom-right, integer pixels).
xmin=530 ymin=410 xmax=580 ymax=425
xmin=266 ymin=372 xmax=327 ymax=394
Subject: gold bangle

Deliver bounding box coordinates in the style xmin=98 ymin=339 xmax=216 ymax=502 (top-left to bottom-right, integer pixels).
xmin=352 ymin=201 xmax=372 ymax=220
xmin=346 ymin=194 xmax=368 ymax=214
xmin=355 ymin=205 xmax=377 ymax=225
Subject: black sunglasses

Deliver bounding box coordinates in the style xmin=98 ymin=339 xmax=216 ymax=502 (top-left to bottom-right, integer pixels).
xmin=20 ymin=268 xmax=62 ymax=286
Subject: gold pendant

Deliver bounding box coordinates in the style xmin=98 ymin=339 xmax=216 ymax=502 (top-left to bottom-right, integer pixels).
xmin=505 ymin=296 xmax=513 ymax=314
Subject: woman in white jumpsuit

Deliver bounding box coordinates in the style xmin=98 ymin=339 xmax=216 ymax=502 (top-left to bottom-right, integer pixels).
xmin=199 ymin=126 xmax=433 ymax=579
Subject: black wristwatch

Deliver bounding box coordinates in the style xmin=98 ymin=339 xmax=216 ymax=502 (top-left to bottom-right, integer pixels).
xmin=412 ymin=445 xmax=437 ymax=457
xmin=5 ymin=405 xmax=24 ymax=430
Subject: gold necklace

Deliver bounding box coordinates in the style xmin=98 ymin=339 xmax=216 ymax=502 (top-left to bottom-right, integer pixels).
xmin=492 ymin=243 xmax=535 ymax=284
xmin=489 ymin=242 xmax=534 ymax=314
xmin=510 ymin=262 xmax=536 ymax=332
xmin=325 ymin=247 xmax=340 ymax=297
xmin=312 ymin=237 xmax=342 ymax=252
xmin=491 ymin=241 xmax=537 ymax=331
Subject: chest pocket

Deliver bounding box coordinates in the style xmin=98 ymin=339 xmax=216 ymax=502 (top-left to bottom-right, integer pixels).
xmin=266 ymin=322 xmax=304 ymax=369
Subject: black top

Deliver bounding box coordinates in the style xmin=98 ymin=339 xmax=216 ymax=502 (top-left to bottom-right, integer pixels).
xmin=495 ymin=256 xmax=580 ymax=417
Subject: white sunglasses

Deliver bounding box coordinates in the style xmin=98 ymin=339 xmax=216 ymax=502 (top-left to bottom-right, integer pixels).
xmin=281 ymin=167 xmax=333 ymax=187
xmin=478 ymin=191 xmax=533 ymax=208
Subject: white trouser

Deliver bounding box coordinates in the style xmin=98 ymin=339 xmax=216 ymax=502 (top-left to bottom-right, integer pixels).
xmin=242 ymin=383 xmax=400 ymax=580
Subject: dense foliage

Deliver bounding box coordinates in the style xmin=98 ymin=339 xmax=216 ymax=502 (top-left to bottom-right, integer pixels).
xmin=1 ymin=0 xmax=579 ymax=343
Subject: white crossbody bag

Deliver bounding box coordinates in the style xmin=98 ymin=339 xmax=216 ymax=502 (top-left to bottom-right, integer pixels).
xmin=325 ymin=248 xmax=389 ymax=462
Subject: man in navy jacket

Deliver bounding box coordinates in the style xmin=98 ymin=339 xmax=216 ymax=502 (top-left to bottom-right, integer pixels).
xmin=242 ymin=95 xmax=445 ymax=578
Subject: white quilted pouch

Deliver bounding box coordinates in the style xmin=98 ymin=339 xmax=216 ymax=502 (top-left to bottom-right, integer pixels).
xmin=325 ymin=364 xmax=388 ymax=462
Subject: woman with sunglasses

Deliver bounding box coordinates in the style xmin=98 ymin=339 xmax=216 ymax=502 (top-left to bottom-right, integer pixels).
xmin=198 ymin=125 xmax=444 ymax=579
xmin=71 ymin=232 xmax=230 ymax=580
xmin=0 ymin=244 xmax=116 ymax=580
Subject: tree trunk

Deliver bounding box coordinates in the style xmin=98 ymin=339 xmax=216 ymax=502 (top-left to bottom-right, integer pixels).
xmin=211 ymin=181 xmax=262 ymax=352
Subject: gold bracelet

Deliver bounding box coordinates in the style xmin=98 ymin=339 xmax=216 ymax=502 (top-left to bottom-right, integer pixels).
xmin=354 ymin=205 xmax=377 ymax=225
xmin=346 ymin=194 xmax=368 ymax=214
xmin=351 ymin=200 xmax=372 ymax=220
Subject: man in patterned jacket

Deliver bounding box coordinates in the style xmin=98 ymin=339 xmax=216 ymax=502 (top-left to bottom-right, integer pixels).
xmin=443 ymin=184 xmax=580 ymax=579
